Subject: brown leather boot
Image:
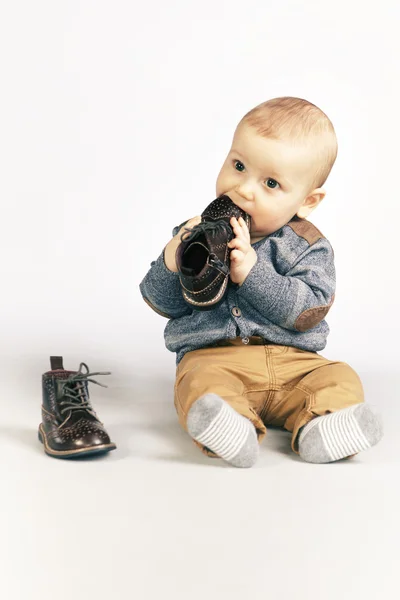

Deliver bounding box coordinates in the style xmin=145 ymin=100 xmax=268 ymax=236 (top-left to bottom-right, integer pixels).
xmin=38 ymin=356 xmax=117 ymax=458
xmin=175 ymin=195 xmax=250 ymax=310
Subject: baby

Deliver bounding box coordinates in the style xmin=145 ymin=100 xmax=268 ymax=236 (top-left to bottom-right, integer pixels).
xmin=140 ymin=96 xmax=383 ymax=467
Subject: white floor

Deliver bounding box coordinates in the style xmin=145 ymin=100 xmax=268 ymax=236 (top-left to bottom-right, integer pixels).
xmin=1 ymin=368 xmax=399 ymax=600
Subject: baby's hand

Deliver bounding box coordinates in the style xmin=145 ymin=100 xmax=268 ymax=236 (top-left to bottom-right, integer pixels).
xmin=228 ymin=216 xmax=257 ymax=286
xmin=164 ymin=216 xmax=202 ymax=272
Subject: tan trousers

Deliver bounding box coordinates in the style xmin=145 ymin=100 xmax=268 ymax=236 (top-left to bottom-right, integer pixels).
xmin=174 ymin=337 xmax=364 ymax=457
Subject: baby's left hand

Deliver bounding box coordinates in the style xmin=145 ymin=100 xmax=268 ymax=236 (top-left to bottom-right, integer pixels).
xmin=228 ymin=216 xmax=257 ymax=286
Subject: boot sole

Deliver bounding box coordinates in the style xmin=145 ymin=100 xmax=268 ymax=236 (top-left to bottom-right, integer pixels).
xmin=182 ymin=273 xmax=229 ymax=310
xmin=38 ymin=424 xmax=117 ymax=459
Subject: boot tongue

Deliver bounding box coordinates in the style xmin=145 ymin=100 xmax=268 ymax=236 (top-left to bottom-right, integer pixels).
xmin=48 ymin=357 xmax=78 ymax=380
xmin=49 ymin=356 xmax=78 ymax=379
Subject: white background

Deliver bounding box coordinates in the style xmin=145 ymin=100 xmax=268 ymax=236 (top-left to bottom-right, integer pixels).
xmin=1 ymin=2 xmax=399 ymax=600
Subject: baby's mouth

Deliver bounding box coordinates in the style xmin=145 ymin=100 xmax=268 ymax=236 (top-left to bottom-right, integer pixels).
xmin=224 ymin=190 xmax=252 ymax=221
xmin=223 ymin=189 xmax=246 ymax=210
xmin=219 ymin=192 xmax=252 ymax=232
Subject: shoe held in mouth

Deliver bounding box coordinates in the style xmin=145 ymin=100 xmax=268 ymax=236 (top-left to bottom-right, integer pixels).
xmin=175 ymin=194 xmax=251 ymax=310
xmin=38 ymin=356 xmax=117 ymax=458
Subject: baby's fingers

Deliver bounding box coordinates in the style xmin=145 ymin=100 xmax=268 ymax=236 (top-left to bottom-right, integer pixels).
xmin=230 ymin=216 xmax=250 ymax=240
xmin=228 ymin=237 xmax=249 ymax=253
xmin=230 ymin=249 xmax=244 ymax=263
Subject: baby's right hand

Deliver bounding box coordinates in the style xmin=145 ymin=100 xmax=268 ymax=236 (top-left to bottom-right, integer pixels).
xmin=164 ymin=216 xmax=202 ymax=272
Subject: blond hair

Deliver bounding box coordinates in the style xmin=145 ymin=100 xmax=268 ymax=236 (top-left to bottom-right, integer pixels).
xmin=238 ymin=97 xmax=338 ymax=190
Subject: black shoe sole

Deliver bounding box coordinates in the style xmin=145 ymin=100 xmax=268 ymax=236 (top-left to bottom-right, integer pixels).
xmin=38 ymin=424 xmax=117 ymax=459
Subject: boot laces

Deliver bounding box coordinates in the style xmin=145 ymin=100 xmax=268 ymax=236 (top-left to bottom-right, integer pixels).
xmin=57 ymin=362 xmax=111 ymax=416
xmin=180 ymin=219 xmax=232 ymax=244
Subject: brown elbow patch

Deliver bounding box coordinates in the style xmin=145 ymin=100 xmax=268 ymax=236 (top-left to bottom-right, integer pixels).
xmin=295 ymin=294 xmax=335 ymax=332
xmin=142 ymin=296 xmax=172 ymax=319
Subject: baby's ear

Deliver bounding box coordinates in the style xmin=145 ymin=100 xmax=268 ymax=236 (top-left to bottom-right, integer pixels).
xmin=297 ymin=188 xmax=326 ymax=218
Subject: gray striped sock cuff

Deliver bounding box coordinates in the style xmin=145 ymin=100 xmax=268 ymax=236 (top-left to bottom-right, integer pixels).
xmin=187 ymin=394 xmax=259 ymax=468
xmin=195 ymin=401 xmax=250 ymax=461
xmin=299 ymin=404 xmax=383 ymax=463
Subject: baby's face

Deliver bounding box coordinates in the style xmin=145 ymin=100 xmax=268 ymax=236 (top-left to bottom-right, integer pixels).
xmin=216 ymin=124 xmax=322 ymax=240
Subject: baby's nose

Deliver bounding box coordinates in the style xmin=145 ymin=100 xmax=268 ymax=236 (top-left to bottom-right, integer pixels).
xmin=227 ymin=187 xmax=254 ymax=204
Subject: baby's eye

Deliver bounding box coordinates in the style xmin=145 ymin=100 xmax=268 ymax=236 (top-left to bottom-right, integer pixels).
xmin=234 ymin=160 xmax=280 ymax=189
xmin=234 ymin=160 xmax=245 ymax=172
xmin=265 ymin=178 xmax=280 ymax=189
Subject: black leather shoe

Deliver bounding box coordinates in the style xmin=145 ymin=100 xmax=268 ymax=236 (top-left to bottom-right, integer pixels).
xmin=176 ymin=194 xmax=250 ymax=310
xmin=38 ymin=356 xmax=117 ymax=458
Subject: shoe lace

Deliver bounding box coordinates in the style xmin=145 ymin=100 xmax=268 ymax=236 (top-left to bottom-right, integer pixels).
xmin=180 ymin=219 xmax=232 ymax=243
xmin=57 ymin=362 xmax=111 ymax=416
